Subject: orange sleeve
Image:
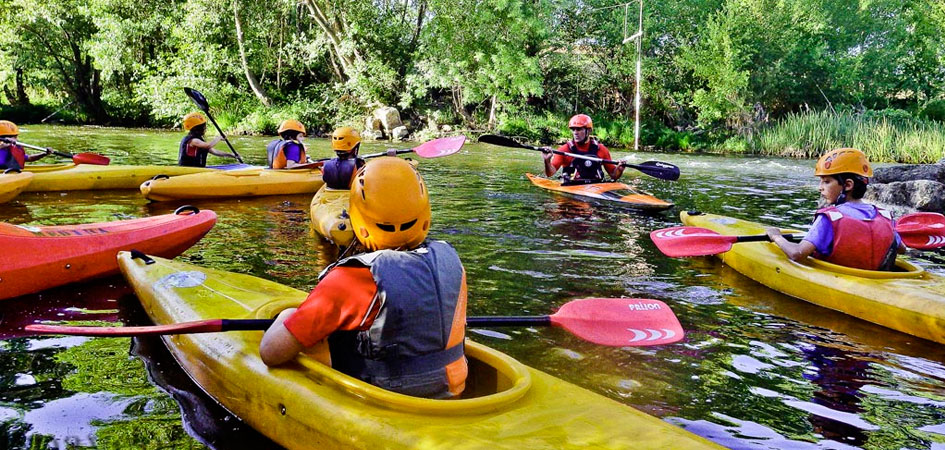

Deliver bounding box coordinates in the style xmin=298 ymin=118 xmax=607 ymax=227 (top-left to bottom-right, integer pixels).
xmin=550 ymin=143 xmax=572 ymax=170
xmin=283 ymin=266 xmax=378 ymax=347
xmin=598 ymin=145 xmax=617 ymax=174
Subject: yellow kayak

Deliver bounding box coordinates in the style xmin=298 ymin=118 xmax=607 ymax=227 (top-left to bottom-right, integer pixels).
xmin=24 ymin=164 xmax=212 ymax=191
xmin=0 ymin=171 xmax=33 ymax=203
xmin=526 ymin=173 xmax=673 ymax=211
xmin=681 ymin=211 xmax=945 ymax=344
xmin=309 ymin=186 xmax=354 ymax=247
xmin=140 ymin=167 xmax=324 ymax=201
xmin=117 ymin=252 xmax=722 ymax=449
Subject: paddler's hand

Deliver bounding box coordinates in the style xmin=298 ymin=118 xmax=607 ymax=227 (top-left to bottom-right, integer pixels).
xmin=44 ymin=147 xmax=54 ymax=155
xmin=540 ymin=147 xmax=553 ymax=161
xmin=764 ymin=227 xmax=782 ymax=242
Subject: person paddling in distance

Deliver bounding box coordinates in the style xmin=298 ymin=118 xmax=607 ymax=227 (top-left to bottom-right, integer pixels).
xmin=321 ymin=126 xmax=365 ymax=188
xmin=542 ymin=114 xmax=625 ymax=185
xmin=765 ymin=148 xmax=905 ymax=271
xmin=0 ymin=120 xmax=52 ymax=170
xmin=179 ymin=112 xmax=238 ymax=167
xmin=267 ymin=119 xmax=308 ymax=169
xmin=260 ymin=157 xmax=468 ymax=398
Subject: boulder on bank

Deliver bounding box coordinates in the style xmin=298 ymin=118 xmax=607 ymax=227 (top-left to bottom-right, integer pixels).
xmin=873 ymin=164 xmax=945 ymax=184
xmin=865 ymin=180 xmax=945 ymax=213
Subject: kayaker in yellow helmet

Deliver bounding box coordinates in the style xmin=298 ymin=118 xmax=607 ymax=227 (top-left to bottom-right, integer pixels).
xmin=321 ymin=126 xmax=365 ymax=188
xmin=260 ymin=157 xmax=468 ymax=398
xmin=0 ymin=120 xmax=52 ymax=170
xmin=178 ymin=112 xmax=238 ymax=167
xmin=541 ymin=114 xmax=625 ymax=185
xmin=765 ymin=148 xmax=905 ymax=271
xmin=267 ymin=119 xmax=308 ymax=169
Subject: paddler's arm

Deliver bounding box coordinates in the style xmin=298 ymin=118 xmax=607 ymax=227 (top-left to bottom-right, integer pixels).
xmin=259 ymin=308 xmax=306 ymax=366
xmin=765 ymin=227 xmax=816 ymax=262
xmin=607 ymin=163 xmax=625 ymax=180
xmin=542 ymin=148 xmax=557 ymax=176
xmin=26 ymin=148 xmax=53 ymax=162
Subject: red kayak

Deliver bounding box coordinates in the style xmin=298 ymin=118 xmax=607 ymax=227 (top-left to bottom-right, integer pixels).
xmin=0 ymin=206 xmax=216 ymax=300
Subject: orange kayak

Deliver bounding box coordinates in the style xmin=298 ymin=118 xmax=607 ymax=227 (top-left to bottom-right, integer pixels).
xmin=0 ymin=206 xmax=216 ymax=300
xmin=526 ymin=173 xmax=673 ymax=211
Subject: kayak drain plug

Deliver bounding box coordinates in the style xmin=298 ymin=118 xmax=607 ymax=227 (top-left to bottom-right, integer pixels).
xmin=279 ymin=404 xmax=287 ymax=416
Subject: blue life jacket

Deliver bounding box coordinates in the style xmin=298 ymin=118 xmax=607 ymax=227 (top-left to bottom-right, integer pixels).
xmin=322 ymin=156 xmax=365 ymax=189
xmin=178 ymin=135 xmax=207 ymax=167
xmin=323 ymin=240 xmax=466 ymax=398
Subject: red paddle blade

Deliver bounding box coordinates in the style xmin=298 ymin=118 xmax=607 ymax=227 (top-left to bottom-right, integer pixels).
xmin=650 ymin=226 xmax=739 ymax=257
xmin=73 ymin=152 xmax=111 ymax=165
xmin=549 ymin=298 xmax=684 ymax=346
xmin=26 ymin=319 xmax=224 ymax=336
xmin=413 ymin=135 xmax=466 ymax=158
xmin=897 ymin=212 xmax=945 ymax=249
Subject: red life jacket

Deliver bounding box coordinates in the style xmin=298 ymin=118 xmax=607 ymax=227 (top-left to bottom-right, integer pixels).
xmin=1 ymin=145 xmax=27 ymax=170
xmin=814 ymin=206 xmax=896 ymax=270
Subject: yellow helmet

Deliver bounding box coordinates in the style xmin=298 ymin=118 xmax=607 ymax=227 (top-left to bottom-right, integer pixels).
xmin=278 ymin=119 xmax=305 ymax=135
xmin=331 ymin=127 xmax=361 ymax=152
xmin=349 ymin=157 xmax=431 ymax=251
xmin=182 ymin=112 xmax=207 ymax=131
xmin=0 ymin=120 xmax=19 ymax=136
xmin=815 ymin=148 xmax=873 ymax=177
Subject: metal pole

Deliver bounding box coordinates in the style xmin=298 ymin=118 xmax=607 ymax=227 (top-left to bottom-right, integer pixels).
xmin=633 ymin=0 xmax=643 ymax=152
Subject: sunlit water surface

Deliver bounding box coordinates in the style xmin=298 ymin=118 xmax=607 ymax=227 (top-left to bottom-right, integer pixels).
xmin=2 ymin=125 xmax=945 ymax=449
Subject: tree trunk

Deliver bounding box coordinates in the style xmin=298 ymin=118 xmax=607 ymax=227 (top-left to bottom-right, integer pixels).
xmin=233 ymin=1 xmax=273 ymax=107
xmin=303 ymin=0 xmax=364 ymax=80
xmin=14 ymin=69 xmax=30 ymax=105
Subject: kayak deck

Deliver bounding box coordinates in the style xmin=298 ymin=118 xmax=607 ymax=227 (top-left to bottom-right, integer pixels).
xmin=24 ymin=164 xmax=212 ymax=191
xmin=310 ymin=186 xmax=354 ymax=247
xmin=118 ymin=252 xmax=721 ymax=449
xmin=140 ymin=167 xmax=324 ymax=201
xmin=526 ymin=173 xmax=673 ymax=211
xmin=0 ymin=171 xmax=33 ymax=203
xmin=681 ymin=211 xmax=945 ymax=344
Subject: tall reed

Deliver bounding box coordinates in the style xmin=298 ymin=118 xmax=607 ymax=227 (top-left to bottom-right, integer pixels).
xmin=754 ymin=110 xmax=945 ymax=163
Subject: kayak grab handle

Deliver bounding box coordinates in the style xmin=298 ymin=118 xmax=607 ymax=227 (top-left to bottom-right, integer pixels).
xmin=174 ymin=205 xmax=200 ymax=215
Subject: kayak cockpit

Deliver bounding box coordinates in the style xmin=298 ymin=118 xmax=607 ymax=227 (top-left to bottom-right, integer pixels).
xmin=254 ymin=299 xmax=533 ymax=415
xmin=805 ymin=257 xmax=925 ymax=279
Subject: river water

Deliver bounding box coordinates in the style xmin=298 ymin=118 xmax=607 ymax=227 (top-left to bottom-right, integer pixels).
xmin=2 ymin=125 xmax=945 ymax=449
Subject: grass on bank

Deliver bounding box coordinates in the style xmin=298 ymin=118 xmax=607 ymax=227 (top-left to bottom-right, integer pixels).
xmin=752 ymin=110 xmax=945 ymax=164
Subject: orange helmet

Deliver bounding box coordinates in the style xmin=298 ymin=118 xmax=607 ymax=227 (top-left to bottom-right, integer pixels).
xmin=815 ymin=148 xmax=872 ymax=177
xmin=0 ymin=120 xmax=19 ymax=136
xmin=349 ymin=157 xmax=431 ymax=251
xmin=331 ymin=127 xmax=361 ymax=152
xmin=278 ymin=119 xmax=305 ymax=135
xmin=568 ymin=114 xmax=593 ymax=129
xmin=182 ymin=112 xmax=207 ymax=131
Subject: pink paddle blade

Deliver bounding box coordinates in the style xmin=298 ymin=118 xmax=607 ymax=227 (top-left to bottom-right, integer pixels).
xmin=650 ymin=226 xmax=738 ymax=257
xmin=897 ymin=212 xmax=945 ymax=249
xmin=550 ymin=298 xmax=684 ymax=346
xmin=414 ymin=136 xmax=466 ymax=158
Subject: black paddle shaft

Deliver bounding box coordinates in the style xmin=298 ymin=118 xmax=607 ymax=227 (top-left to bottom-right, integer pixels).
xmin=184 ymin=87 xmax=244 ymax=163
xmin=219 ymin=316 xmax=554 ymax=331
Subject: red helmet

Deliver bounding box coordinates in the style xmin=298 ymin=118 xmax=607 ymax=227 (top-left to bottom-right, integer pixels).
xmin=568 ymin=114 xmax=593 ymax=129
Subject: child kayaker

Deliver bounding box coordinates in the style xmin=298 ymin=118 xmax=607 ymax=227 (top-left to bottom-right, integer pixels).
xmin=321 ymin=126 xmax=365 ymax=189
xmin=266 ymin=119 xmax=308 ymax=169
xmin=260 ymin=157 xmax=468 ymax=399
xmin=765 ymin=147 xmax=905 ymax=271
xmin=178 ymin=112 xmax=237 ymax=167
xmin=541 ymin=114 xmax=624 ymax=185
xmin=0 ymin=120 xmax=52 ymax=170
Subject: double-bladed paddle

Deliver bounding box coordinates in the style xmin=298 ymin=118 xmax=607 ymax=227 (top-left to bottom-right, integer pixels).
xmin=292 ymin=135 xmax=467 ymax=170
xmin=0 ymin=138 xmax=110 ymax=165
xmin=650 ymin=212 xmax=945 ymax=257
xmin=25 ymin=297 xmax=684 ymax=347
xmin=477 ymin=134 xmax=680 ymax=181
xmin=184 ymin=87 xmax=244 ymax=163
